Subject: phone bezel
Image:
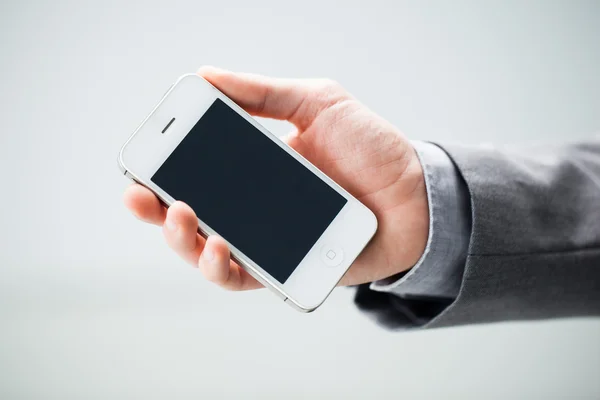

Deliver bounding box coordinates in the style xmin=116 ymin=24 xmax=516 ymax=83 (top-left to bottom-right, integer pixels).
xmin=119 ymin=74 xmax=377 ymax=311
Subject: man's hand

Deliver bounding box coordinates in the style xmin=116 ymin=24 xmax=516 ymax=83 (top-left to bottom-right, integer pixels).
xmin=124 ymin=67 xmax=429 ymax=290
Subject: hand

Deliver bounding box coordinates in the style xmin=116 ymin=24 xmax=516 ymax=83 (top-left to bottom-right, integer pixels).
xmin=124 ymin=66 xmax=429 ymax=290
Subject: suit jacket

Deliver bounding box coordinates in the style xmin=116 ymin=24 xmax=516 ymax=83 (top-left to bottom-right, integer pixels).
xmin=356 ymin=137 xmax=600 ymax=328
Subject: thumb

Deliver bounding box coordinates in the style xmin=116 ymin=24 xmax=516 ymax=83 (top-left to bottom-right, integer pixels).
xmin=197 ymin=66 xmax=347 ymax=131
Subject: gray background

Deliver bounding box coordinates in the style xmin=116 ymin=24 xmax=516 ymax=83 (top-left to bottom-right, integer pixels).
xmin=1 ymin=0 xmax=599 ymax=398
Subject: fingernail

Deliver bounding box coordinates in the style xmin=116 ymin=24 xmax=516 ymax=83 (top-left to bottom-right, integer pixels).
xmin=203 ymin=249 xmax=215 ymax=262
xmin=165 ymin=219 xmax=178 ymax=231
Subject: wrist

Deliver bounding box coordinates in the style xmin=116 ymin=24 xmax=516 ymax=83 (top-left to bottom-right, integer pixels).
xmin=383 ymin=144 xmax=430 ymax=274
xmin=371 ymin=141 xmax=471 ymax=299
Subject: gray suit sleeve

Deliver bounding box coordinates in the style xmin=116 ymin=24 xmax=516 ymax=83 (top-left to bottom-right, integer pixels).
xmin=356 ymin=136 xmax=600 ymax=329
xmin=429 ymin=136 xmax=600 ymax=327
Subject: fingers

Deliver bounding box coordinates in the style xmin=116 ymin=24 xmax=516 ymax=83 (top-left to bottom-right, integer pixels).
xmin=199 ymin=235 xmax=263 ymax=291
xmin=124 ymin=184 xmax=166 ymax=225
xmin=124 ymin=185 xmax=262 ymax=291
xmin=162 ymin=202 xmax=262 ymax=290
xmin=162 ymin=201 xmax=205 ymax=266
xmin=197 ymin=66 xmax=348 ymax=131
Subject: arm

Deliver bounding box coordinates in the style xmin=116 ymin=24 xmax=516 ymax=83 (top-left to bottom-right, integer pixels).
xmin=122 ymin=68 xmax=600 ymax=328
xmin=358 ymin=137 xmax=600 ymax=328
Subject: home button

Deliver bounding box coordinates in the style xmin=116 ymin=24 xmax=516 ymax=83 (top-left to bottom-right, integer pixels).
xmin=320 ymin=245 xmax=344 ymax=267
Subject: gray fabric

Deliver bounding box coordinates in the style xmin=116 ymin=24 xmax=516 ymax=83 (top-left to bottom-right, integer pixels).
xmin=428 ymin=137 xmax=600 ymax=327
xmin=355 ymin=136 xmax=600 ymax=329
xmin=370 ymin=141 xmax=471 ymax=300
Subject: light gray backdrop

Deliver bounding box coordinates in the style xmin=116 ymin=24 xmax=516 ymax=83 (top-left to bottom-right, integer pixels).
xmin=1 ymin=0 xmax=599 ymax=398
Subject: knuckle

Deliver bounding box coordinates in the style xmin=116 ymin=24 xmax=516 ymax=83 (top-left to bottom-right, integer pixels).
xmin=312 ymin=79 xmax=349 ymax=107
xmin=200 ymin=263 xmax=224 ymax=285
xmin=317 ymin=78 xmax=342 ymax=93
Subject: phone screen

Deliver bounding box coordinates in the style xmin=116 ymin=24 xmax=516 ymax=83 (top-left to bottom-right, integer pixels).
xmin=152 ymin=99 xmax=347 ymax=283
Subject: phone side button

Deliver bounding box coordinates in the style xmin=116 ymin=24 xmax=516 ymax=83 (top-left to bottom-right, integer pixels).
xmin=320 ymin=245 xmax=344 ymax=267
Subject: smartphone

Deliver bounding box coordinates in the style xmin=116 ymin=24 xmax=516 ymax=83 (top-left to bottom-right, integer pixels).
xmin=118 ymin=74 xmax=378 ymax=312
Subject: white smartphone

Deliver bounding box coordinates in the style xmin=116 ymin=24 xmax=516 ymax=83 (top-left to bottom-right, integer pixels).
xmin=118 ymin=74 xmax=378 ymax=312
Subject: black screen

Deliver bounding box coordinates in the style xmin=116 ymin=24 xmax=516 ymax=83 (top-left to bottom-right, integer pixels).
xmin=152 ymin=99 xmax=347 ymax=283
